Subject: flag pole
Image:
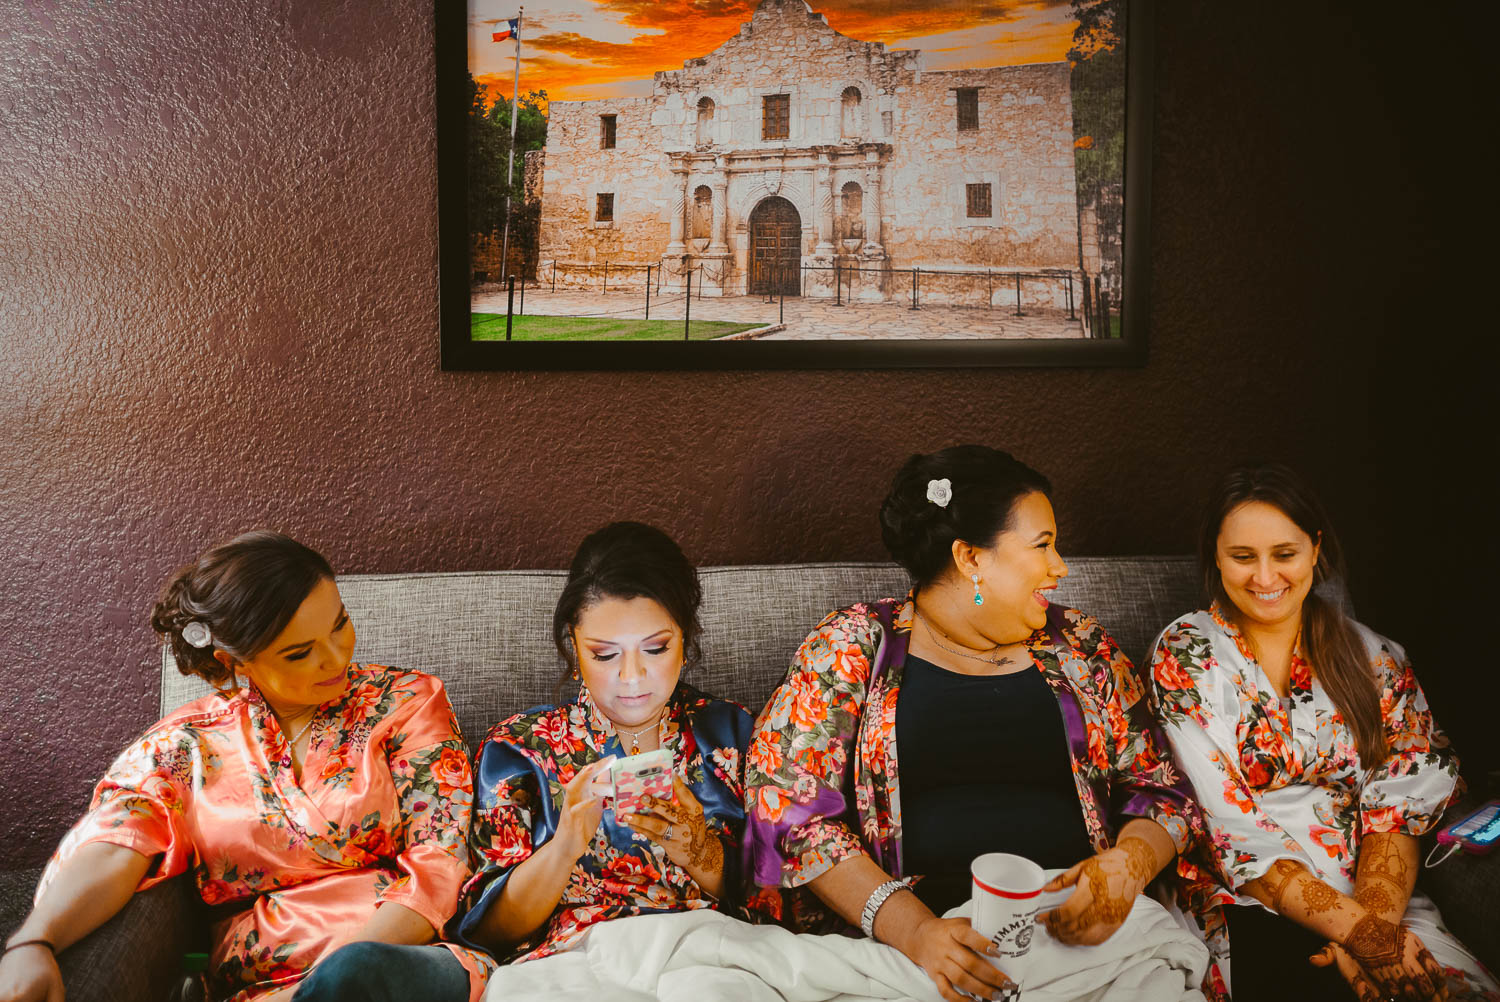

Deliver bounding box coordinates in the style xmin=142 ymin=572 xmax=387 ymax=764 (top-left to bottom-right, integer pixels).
xmin=499 ymin=7 xmax=523 ymax=284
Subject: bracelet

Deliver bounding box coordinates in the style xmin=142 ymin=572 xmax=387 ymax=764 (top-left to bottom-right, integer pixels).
xmin=2 ymin=938 xmax=56 ymax=957
xmin=860 ymin=878 xmax=912 ymax=939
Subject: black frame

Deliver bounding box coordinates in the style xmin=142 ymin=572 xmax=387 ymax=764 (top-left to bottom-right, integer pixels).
xmin=437 ymin=0 xmax=1152 ymax=371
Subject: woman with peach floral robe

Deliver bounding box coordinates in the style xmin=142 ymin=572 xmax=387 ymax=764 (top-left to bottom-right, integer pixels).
xmin=36 ymin=666 xmax=494 ymax=1002
xmin=1150 ymin=605 xmax=1498 ymax=1000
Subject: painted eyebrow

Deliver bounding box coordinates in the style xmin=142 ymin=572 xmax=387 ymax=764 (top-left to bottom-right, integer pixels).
xmin=580 ymin=629 xmax=674 ymax=646
xmin=1224 ymin=542 xmax=1301 ymax=551
xmin=275 ymin=606 xmax=348 ymax=655
xmin=1031 ymin=530 xmax=1055 ymax=543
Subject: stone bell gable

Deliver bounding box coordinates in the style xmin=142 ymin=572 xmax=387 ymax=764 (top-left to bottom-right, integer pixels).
xmin=651 ymin=0 xmax=920 ymax=154
xmin=537 ymin=0 xmax=1082 ymax=307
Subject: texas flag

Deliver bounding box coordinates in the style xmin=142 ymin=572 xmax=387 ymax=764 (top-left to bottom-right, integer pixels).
xmin=492 ymin=18 xmax=518 ymax=42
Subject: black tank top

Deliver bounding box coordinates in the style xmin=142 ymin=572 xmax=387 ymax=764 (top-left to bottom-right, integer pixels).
xmin=895 ymin=654 xmax=1095 ymax=914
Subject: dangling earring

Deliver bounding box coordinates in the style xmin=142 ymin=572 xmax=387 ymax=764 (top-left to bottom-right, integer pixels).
xmin=972 ymin=574 xmax=984 ymax=607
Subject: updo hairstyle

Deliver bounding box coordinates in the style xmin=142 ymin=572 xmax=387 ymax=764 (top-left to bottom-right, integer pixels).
xmin=1198 ymin=463 xmax=1384 ymax=764
xmin=150 ymin=530 xmax=335 ymax=688
xmin=552 ymin=521 xmax=703 ymax=694
xmin=879 ymin=445 xmax=1052 ymax=589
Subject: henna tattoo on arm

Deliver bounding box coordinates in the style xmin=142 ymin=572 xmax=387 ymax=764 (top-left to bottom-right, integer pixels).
xmin=1353 ymin=882 xmax=1395 ymax=918
xmin=1299 ymin=879 xmax=1340 ymax=915
xmin=1120 ymin=838 xmax=1156 ymax=884
xmin=1353 ymin=832 xmax=1415 ymax=922
xmin=1248 ymin=858 xmax=1303 ymax=913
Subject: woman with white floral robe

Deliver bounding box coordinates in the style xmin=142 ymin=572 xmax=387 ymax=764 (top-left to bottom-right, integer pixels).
xmin=1150 ymin=603 xmax=1497 ymax=1000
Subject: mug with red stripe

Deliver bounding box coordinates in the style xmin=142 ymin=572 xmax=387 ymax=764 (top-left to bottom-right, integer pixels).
xmin=970 ymin=853 xmax=1071 ymax=992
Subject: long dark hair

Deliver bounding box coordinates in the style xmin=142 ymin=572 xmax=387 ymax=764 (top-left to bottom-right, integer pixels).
xmin=878 ymin=445 xmax=1052 ymax=589
xmin=1199 ymin=464 xmax=1385 ymax=765
xmin=150 ymin=530 xmax=335 ymax=688
xmin=551 ymin=522 xmax=703 ymax=698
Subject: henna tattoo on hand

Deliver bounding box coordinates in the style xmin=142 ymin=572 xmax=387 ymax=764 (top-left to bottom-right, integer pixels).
xmin=1344 ymin=913 xmax=1404 ymax=968
xmin=652 ymin=795 xmax=723 ymax=875
xmin=685 ymin=819 xmax=723 ymax=872
xmin=1046 ymin=856 xmax=1132 ymax=942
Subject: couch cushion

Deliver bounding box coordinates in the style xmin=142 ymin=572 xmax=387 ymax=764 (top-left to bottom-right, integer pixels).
xmin=162 ymin=558 xmax=1199 ymax=749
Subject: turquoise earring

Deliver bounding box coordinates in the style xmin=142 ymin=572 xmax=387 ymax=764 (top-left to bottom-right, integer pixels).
xmin=972 ymin=574 xmax=984 ymax=606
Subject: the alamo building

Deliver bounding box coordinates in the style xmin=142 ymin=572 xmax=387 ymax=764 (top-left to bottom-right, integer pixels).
xmin=532 ymin=0 xmax=1087 ymax=314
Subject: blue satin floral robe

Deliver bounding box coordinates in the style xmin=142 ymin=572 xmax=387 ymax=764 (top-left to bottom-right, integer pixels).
xmin=451 ymin=681 xmax=753 ymax=963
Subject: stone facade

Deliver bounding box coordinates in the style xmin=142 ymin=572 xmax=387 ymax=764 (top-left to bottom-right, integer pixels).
xmin=537 ymin=0 xmax=1082 ymax=307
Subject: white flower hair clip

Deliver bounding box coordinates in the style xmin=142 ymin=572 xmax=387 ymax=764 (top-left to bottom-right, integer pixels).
xmin=181 ymin=621 xmax=214 ymax=649
xmin=926 ymin=478 xmax=952 ymax=508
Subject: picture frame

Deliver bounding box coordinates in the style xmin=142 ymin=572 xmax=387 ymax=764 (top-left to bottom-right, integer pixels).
xmin=436 ymin=0 xmax=1151 ymax=370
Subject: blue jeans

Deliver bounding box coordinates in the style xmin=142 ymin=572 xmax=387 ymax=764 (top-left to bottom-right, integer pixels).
xmin=290 ymin=942 xmax=470 ymax=1002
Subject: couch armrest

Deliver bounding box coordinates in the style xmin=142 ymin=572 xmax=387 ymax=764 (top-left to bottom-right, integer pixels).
xmin=1418 ymin=798 xmax=1499 ymax=974
xmin=57 ymin=875 xmax=203 ymax=1002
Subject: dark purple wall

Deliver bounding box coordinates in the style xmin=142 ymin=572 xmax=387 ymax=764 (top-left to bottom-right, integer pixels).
xmin=0 ymin=2 xmax=1487 ymax=867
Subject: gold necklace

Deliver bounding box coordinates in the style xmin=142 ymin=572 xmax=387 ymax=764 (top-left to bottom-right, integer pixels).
xmin=916 ymin=610 xmax=1023 ymax=668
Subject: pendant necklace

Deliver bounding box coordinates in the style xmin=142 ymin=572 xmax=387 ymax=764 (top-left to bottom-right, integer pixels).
xmin=281 ymin=711 xmax=317 ymax=749
xmin=613 ymin=712 xmax=663 ymax=754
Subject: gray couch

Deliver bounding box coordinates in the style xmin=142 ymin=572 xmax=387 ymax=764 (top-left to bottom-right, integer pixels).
xmin=32 ymin=559 xmax=1496 ymax=1000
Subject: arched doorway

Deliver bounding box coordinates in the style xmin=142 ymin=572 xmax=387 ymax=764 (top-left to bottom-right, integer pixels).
xmin=749 ymin=196 xmax=801 ymax=296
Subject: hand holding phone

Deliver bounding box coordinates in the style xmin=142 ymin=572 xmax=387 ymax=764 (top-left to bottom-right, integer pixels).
xmin=609 ymin=749 xmax=673 ymax=816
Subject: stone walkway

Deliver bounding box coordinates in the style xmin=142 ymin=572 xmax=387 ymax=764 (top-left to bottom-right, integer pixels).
xmin=472 ymin=286 xmax=1085 ymax=340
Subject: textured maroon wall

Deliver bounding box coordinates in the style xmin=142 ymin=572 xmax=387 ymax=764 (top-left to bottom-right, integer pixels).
xmin=0 ymin=2 xmax=1488 ymax=867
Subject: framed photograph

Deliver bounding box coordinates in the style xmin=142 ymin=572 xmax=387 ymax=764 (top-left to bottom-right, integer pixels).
xmin=437 ymin=0 xmax=1150 ymax=370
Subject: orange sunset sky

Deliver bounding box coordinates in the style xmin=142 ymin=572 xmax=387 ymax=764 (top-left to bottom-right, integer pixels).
xmin=469 ymin=1 xmax=1079 ymax=105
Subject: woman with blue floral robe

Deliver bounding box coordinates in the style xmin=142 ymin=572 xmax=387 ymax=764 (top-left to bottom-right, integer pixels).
xmin=452 ymin=681 xmax=753 ymax=963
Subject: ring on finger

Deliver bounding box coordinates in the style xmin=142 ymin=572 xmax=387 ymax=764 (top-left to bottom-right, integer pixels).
xmin=664 ymin=825 xmax=674 ymax=841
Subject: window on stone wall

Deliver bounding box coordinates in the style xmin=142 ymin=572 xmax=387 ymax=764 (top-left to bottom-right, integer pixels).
xmin=956 ymin=88 xmax=979 ymax=131
xmin=597 ymin=192 xmax=614 ymax=221
xmin=693 ymin=185 xmax=712 ymax=240
xmin=763 ymin=93 xmax=789 ymax=140
xmin=696 ymin=97 xmax=715 ymax=146
xmin=600 ymin=115 xmax=617 ymax=149
xmin=841 ymin=87 xmax=861 ymax=139
xmin=966 ymin=183 xmax=992 ymax=218
xmin=839 ymin=181 xmax=864 ymax=241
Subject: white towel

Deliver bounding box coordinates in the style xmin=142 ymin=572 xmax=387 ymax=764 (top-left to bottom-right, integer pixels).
xmin=482 ymin=887 xmax=1208 ymax=1002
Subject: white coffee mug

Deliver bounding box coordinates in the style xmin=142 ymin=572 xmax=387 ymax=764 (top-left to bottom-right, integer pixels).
xmin=970 ymin=853 xmax=1071 ymax=994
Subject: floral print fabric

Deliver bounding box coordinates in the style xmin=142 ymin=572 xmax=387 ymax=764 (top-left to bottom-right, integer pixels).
xmin=743 ymin=596 xmax=1204 ymax=933
xmin=1149 ymin=604 xmax=1495 ymax=999
xmin=38 ymin=666 xmax=493 ymax=1002
xmin=453 ymin=681 xmax=755 ymax=963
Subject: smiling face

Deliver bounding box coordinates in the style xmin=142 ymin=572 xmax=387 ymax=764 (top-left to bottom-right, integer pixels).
xmin=972 ymin=491 xmax=1070 ymax=644
xmin=1215 ymin=500 xmax=1321 ymax=632
xmin=225 ymin=576 xmax=355 ymax=717
xmin=574 ymin=595 xmax=684 ymax=730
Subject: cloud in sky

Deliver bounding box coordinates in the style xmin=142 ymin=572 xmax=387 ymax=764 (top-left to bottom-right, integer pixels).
xmin=470 ymin=0 xmax=1079 ymax=103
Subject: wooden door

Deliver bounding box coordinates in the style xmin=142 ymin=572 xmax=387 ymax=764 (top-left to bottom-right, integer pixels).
xmin=749 ymin=197 xmax=801 ymax=296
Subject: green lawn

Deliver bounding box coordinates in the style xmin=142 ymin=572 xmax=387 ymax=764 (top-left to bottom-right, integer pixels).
xmin=471 ymin=313 xmax=765 ymax=342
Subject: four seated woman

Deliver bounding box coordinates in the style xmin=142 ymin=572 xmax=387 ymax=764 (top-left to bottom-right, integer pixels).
xmin=0 ymin=531 xmax=490 ymax=1002
xmin=1149 ymin=464 xmax=1498 ymax=1002
xmin=743 ymin=445 xmax=1208 ymax=1002
xmin=4 ymin=466 xmax=1490 ymax=1002
xmin=452 ymin=521 xmax=756 ymax=962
